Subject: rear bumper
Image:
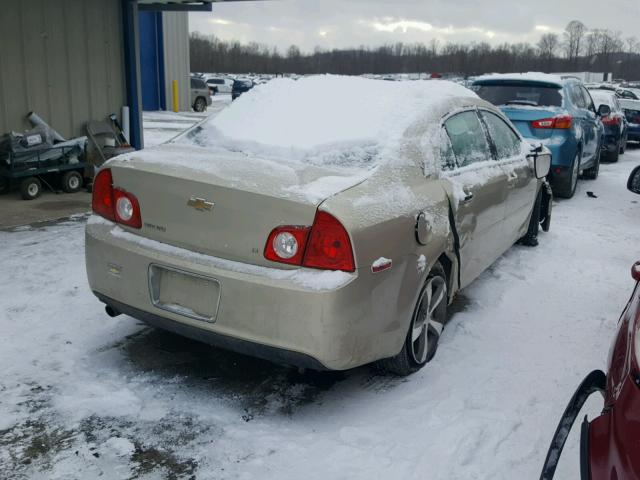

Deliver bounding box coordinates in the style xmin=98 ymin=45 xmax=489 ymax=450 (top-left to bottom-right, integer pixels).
xmin=601 ymin=128 xmax=622 ymax=152
xmin=85 ymin=217 xmax=410 ymax=371
xmin=95 ymin=292 xmax=327 ymax=370
xmin=628 ymin=125 xmax=640 ymax=142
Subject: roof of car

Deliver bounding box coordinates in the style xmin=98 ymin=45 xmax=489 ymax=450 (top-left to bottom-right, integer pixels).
xmin=473 ymin=72 xmax=565 ymax=87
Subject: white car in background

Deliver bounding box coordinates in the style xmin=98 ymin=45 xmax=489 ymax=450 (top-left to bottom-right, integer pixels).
xmin=206 ymin=77 xmax=233 ymax=95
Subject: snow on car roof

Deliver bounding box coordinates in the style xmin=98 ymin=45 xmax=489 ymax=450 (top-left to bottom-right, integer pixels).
xmin=588 ymin=89 xmax=616 ymax=107
xmin=474 ymin=72 xmax=564 ymax=86
xmin=191 ymin=75 xmax=476 ymax=156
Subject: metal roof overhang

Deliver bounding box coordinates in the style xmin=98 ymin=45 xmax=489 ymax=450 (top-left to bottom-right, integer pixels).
xmin=137 ymin=0 xmax=260 ymax=12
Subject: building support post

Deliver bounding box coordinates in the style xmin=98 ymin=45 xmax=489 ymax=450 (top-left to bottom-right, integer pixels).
xmin=121 ymin=0 xmax=143 ymax=150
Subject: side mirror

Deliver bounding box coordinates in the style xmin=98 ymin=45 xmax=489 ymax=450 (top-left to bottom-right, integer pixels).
xmin=534 ymin=151 xmax=552 ymax=179
xmin=628 ymin=166 xmax=640 ymax=195
xmin=597 ymin=104 xmax=611 ymax=117
xmin=632 ymin=261 xmax=640 ymax=282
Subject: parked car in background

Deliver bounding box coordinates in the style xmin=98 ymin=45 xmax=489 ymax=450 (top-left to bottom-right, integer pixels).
xmin=473 ymin=73 xmax=605 ymax=198
xmin=85 ymin=77 xmax=551 ymax=376
xmin=620 ymin=98 xmax=640 ymax=144
xmin=190 ymin=77 xmax=212 ymax=112
xmin=206 ymin=77 xmax=233 ymax=95
xmin=588 ymin=89 xmax=628 ymax=161
xmin=615 ymin=87 xmax=640 ymax=100
xmin=231 ymin=79 xmax=254 ymax=100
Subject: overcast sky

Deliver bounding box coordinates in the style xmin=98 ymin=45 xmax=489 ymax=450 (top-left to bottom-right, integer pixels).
xmin=188 ymin=0 xmax=640 ymax=52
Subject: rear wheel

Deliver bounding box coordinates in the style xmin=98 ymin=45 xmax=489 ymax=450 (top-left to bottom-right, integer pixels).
xmin=61 ymin=171 xmax=83 ymax=193
xmin=193 ymin=97 xmax=207 ymax=112
xmin=608 ymin=145 xmax=619 ymax=162
xmin=620 ymin=134 xmax=627 ymax=154
xmin=20 ymin=177 xmax=42 ymax=200
xmin=380 ymin=262 xmax=447 ymax=376
xmin=555 ymin=151 xmax=580 ymax=199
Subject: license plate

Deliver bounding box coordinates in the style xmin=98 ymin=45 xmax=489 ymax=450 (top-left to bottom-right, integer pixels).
xmin=148 ymin=264 xmax=220 ymax=323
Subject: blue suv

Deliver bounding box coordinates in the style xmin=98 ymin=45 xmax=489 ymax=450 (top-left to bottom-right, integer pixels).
xmin=472 ymin=74 xmax=606 ymax=198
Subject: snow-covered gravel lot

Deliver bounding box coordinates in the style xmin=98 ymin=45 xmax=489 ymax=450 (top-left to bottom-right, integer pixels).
xmin=1 ymin=148 xmax=639 ymax=479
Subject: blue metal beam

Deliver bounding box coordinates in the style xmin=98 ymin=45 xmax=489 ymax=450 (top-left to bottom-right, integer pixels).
xmin=121 ymin=0 xmax=144 ymax=150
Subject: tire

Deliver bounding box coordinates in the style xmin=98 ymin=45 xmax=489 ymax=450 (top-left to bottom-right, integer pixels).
xmin=620 ymin=133 xmax=627 ymax=155
xmin=555 ymin=151 xmax=580 ymax=199
xmin=582 ymin=148 xmax=600 ymax=180
xmin=520 ymin=189 xmax=542 ymax=247
xmin=193 ymin=97 xmax=207 ymax=112
xmin=380 ymin=262 xmax=448 ymax=376
xmin=0 ymin=177 xmax=8 ymax=193
xmin=608 ymin=146 xmax=619 ymax=163
xmin=20 ymin=177 xmax=42 ymax=200
xmin=61 ymin=171 xmax=83 ymax=193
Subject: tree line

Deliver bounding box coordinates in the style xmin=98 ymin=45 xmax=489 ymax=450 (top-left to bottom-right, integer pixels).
xmin=190 ymin=20 xmax=640 ymax=79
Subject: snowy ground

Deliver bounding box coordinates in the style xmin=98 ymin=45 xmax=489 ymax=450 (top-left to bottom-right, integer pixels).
xmin=1 ymin=147 xmax=639 ymax=479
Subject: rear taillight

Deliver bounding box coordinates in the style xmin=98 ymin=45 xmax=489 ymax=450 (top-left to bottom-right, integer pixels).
xmin=303 ymin=211 xmax=355 ymax=272
xmin=264 ymin=226 xmax=310 ymax=266
xmin=113 ymin=189 xmax=142 ymax=228
xmin=263 ymin=211 xmax=355 ymax=272
xmin=92 ymin=169 xmax=115 ymax=222
xmin=601 ymin=115 xmax=621 ymax=126
xmin=91 ymin=168 xmax=142 ymax=229
xmin=531 ymin=114 xmax=573 ymax=129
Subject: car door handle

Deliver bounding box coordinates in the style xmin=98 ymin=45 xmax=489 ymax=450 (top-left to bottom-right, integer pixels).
xmin=462 ymin=190 xmax=474 ymax=203
xmin=507 ymin=171 xmax=518 ymax=181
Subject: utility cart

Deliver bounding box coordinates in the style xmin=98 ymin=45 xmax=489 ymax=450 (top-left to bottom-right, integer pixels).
xmin=0 ymin=135 xmax=88 ymax=200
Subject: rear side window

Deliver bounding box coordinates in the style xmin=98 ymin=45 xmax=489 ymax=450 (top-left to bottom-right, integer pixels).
xmin=191 ymin=78 xmax=206 ymax=89
xmin=580 ymin=87 xmax=595 ymax=111
xmin=443 ymin=111 xmax=492 ymax=168
xmin=480 ymin=111 xmax=521 ymax=159
xmin=474 ymin=83 xmax=563 ymax=107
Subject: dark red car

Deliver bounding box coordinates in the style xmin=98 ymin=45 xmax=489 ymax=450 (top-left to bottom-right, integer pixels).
xmin=540 ymin=167 xmax=640 ymax=480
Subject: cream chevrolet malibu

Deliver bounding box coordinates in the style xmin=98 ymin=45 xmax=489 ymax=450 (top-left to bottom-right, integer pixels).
xmin=86 ymin=76 xmax=552 ymax=375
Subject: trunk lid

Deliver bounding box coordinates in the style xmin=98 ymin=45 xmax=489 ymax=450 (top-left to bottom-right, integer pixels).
xmin=499 ymin=106 xmax=565 ymax=140
xmin=108 ymin=144 xmax=371 ymax=268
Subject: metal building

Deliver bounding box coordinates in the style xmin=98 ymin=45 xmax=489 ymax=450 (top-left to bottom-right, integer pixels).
xmin=0 ymin=0 xmax=215 ymax=152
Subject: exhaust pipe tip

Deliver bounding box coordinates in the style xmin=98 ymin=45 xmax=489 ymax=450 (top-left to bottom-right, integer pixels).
xmin=105 ymin=305 xmax=121 ymax=318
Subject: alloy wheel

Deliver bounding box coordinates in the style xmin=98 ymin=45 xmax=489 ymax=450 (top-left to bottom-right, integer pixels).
xmin=410 ymin=275 xmax=447 ymax=365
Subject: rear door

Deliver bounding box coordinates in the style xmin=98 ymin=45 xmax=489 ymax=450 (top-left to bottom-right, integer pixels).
xmin=576 ymin=85 xmax=599 ymax=161
xmin=480 ymin=109 xmax=537 ymax=241
xmin=439 ymin=110 xmax=510 ymax=288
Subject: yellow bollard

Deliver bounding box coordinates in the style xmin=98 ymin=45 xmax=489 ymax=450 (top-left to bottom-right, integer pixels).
xmin=172 ymin=80 xmax=179 ymax=112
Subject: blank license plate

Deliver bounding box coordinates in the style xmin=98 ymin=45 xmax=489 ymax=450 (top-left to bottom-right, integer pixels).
xmin=148 ymin=264 xmax=220 ymax=323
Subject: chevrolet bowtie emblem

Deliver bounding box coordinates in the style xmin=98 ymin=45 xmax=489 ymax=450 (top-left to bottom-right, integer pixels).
xmin=187 ymin=197 xmax=215 ymax=212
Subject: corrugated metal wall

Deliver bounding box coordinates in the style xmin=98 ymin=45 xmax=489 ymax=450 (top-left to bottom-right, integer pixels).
xmin=0 ymin=0 xmax=126 ymax=139
xmin=162 ymin=12 xmax=190 ymax=111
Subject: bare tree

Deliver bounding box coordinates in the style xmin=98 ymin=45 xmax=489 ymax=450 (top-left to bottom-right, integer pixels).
xmin=563 ymin=20 xmax=586 ymax=66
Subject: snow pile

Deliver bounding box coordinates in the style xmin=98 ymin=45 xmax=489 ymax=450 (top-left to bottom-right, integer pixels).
xmin=474 ymin=72 xmax=564 ymax=85
xmin=182 ymin=75 xmax=476 ymax=167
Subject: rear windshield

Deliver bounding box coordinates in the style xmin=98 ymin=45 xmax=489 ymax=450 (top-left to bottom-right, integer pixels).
xmin=625 ymin=108 xmax=640 ymax=123
xmin=474 ymin=83 xmax=563 ymax=107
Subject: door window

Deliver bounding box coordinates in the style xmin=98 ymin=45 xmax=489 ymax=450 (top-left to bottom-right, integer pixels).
xmin=443 ymin=111 xmax=492 ymax=168
xmin=480 ymin=111 xmax=522 ymax=160
xmin=570 ymin=86 xmax=586 ymax=108
xmin=580 ymin=87 xmax=596 ymax=112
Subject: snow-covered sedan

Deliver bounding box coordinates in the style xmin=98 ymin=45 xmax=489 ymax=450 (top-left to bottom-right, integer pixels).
xmin=86 ymin=76 xmax=551 ymax=375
